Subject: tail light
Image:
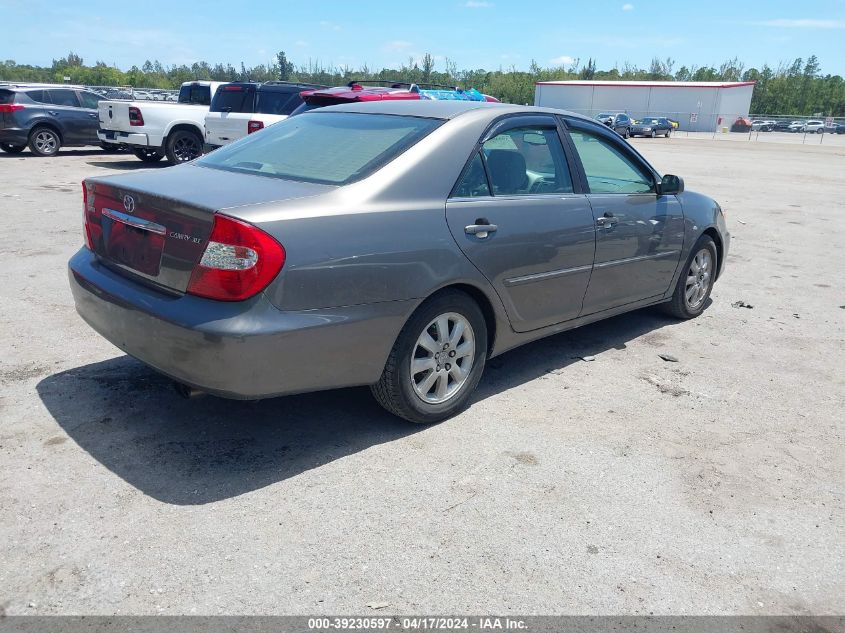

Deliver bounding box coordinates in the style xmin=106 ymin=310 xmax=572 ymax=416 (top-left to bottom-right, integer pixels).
xmin=82 ymin=180 xmax=101 ymax=249
xmin=187 ymin=214 xmax=285 ymax=301
xmin=0 ymin=104 xmax=25 ymax=113
xmin=129 ymin=106 xmax=144 ymax=126
xmin=247 ymin=120 xmax=264 ymax=134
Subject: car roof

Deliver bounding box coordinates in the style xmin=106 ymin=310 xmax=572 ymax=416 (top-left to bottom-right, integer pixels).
xmin=301 ymin=99 xmax=593 ymax=123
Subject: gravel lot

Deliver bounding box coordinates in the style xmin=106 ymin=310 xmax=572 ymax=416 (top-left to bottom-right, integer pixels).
xmin=0 ymin=137 xmax=843 ymax=616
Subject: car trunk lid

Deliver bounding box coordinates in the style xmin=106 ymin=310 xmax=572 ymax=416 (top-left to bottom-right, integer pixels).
xmin=84 ymin=164 xmax=331 ymax=294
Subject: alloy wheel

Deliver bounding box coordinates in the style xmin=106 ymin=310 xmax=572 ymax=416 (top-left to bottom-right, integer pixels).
xmin=685 ymin=248 xmax=713 ymax=310
xmin=34 ymin=131 xmax=58 ymax=154
xmin=410 ymin=312 xmax=475 ymax=404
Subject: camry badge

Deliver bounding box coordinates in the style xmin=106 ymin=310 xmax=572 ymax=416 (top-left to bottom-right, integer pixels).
xmin=123 ymin=195 xmax=135 ymax=213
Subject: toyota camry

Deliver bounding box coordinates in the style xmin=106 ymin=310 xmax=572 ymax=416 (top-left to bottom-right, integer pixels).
xmin=69 ymin=101 xmax=729 ymax=423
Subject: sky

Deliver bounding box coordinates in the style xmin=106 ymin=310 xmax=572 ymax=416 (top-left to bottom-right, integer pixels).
xmin=2 ymin=0 xmax=845 ymax=75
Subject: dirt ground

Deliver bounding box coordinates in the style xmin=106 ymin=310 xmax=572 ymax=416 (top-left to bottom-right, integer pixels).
xmin=0 ymin=137 xmax=842 ymax=615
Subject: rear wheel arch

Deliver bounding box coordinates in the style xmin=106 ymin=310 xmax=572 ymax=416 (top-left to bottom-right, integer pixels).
xmin=30 ymin=121 xmax=63 ymax=143
xmin=433 ymin=283 xmax=498 ymax=357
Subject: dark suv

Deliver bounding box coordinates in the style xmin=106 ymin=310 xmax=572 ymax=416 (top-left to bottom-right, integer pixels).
xmin=0 ymin=85 xmax=106 ymax=156
xmin=595 ymin=112 xmax=632 ymax=138
xmin=204 ymin=81 xmax=327 ymax=151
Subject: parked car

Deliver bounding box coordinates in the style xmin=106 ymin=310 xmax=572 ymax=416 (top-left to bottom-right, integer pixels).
xmin=833 ymin=123 xmax=845 ymax=134
xmin=595 ymin=112 xmax=632 ymax=137
xmin=751 ymin=120 xmax=776 ymax=131
xmin=69 ymin=101 xmax=729 ymax=423
xmin=291 ymin=80 xmax=499 ymax=115
xmin=788 ymin=121 xmax=806 ymax=133
xmin=629 ymin=116 xmax=673 ymax=138
xmin=803 ymin=120 xmax=825 ymax=133
xmin=204 ymin=81 xmax=327 ymax=151
xmin=729 ymin=116 xmax=752 ymax=132
xmin=772 ymin=120 xmax=793 ymax=132
xmin=97 ymin=80 xmax=224 ymax=164
xmin=0 ymin=84 xmax=108 ymax=156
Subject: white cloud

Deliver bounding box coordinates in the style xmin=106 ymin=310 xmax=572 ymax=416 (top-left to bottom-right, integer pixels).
xmin=383 ymin=40 xmax=414 ymax=52
xmin=464 ymin=0 xmax=493 ymax=7
xmin=622 ymin=3 xmax=634 ymax=10
xmin=319 ymin=20 xmax=341 ymax=31
xmin=550 ymin=55 xmax=575 ymax=66
xmin=754 ymin=18 xmax=845 ymax=28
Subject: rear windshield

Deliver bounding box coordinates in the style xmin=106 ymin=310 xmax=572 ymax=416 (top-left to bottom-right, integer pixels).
xmin=0 ymin=90 xmax=14 ymax=105
xmin=178 ymin=84 xmax=212 ymax=105
xmin=197 ymin=112 xmax=442 ymax=186
xmin=210 ymin=85 xmax=255 ymax=112
xmin=255 ymin=89 xmax=303 ymax=115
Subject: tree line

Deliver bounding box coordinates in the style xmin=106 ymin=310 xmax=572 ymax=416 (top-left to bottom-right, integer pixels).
xmin=2 ymin=52 xmax=843 ymax=116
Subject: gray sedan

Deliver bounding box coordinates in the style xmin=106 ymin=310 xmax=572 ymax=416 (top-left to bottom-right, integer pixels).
xmin=69 ymin=101 xmax=729 ymax=423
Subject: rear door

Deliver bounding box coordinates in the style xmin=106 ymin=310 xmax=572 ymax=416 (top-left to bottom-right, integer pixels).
xmin=445 ymin=115 xmax=596 ymax=332
xmin=566 ymin=119 xmax=684 ymax=315
xmin=46 ymin=89 xmax=90 ymax=144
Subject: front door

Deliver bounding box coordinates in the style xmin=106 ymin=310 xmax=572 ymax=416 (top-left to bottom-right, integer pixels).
xmin=446 ymin=116 xmax=596 ymax=332
xmin=566 ymin=122 xmax=684 ymax=314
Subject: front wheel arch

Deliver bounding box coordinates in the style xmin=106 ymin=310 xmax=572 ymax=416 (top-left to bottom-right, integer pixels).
xmin=702 ymin=227 xmax=724 ymax=280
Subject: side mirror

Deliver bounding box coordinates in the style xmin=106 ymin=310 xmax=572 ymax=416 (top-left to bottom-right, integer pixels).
xmin=660 ymin=174 xmax=684 ymax=195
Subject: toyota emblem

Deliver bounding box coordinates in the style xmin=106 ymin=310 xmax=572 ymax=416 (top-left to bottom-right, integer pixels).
xmin=123 ymin=194 xmax=135 ymax=213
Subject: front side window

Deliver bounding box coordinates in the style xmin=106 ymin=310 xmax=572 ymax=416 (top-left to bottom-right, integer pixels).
xmin=569 ymin=129 xmax=654 ymax=194
xmin=198 ymin=112 xmax=442 ymax=186
xmin=480 ymin=126 xmax=573 ymax=195
xmin=48 ymin=89 xmax=80 ymax=107
xmin=78 ymin=91 xmax=102 ymax=109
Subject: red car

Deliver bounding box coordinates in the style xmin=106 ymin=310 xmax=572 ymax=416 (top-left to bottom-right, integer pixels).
xmin=293 ymin=80 xmax=499 ymax=113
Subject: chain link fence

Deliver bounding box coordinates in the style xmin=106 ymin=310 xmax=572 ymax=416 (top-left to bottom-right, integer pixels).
xmin=560 ymin=107 xmax=845 ymax=145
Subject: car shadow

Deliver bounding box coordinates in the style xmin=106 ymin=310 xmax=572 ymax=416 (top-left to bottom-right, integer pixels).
xmin=86 ymin=159 xmax=169 ymax=170
xmin=0 ymin=148 xmax=110 ymax=159
xmin=36 ymin=305 xmax=683 ymax=506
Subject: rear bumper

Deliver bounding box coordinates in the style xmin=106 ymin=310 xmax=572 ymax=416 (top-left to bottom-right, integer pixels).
xmin=0 ymin=128 xmax=28 ymax=145
xmin=97 ymin=129 xmax=150 ymax=147
xmin=68 ymin=248 xmax=412 ymax=399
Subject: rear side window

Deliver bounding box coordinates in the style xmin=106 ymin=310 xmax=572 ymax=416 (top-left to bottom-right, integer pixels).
xmin=481 ymin=126 xmax=573 ymax=195
xmin=569 ymin=129 xmax=654 ymax=194
xmin=210 ymin=85 xmax=255 ymax=112
xmin=453 ymin=153 xmax=490 ymax=198
xmin=48 ymin=89 xmax=80 ymax=107
xmin=0 ymin=90 xmax=14 ymax=105
xmin=26 ymin=90 xmax=50 ymax=104
xmin=255 ymin=90 xmax=303 ymax=115
xmin=178 ymin=84 xmax=212 ymax=105
xmin=198 ymin=112 xmax=442 ymax=185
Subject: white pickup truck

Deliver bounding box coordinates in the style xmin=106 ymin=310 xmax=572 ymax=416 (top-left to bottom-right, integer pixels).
xmin=97 ymin=81 xmax=223 ymax=164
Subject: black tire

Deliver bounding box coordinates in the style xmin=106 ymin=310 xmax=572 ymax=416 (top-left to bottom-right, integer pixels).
xmin=650 ymin=130 xmax=657 ymax=138
xmin=371 ymin=289 xmax=488 ymax=424
xmin=132 ymin=148 xmax=164 ymax=163
xmin=665 ymin=129 xmax=671 ymax=137
xmin=27 ymin=126 xmax=61 ymax=156
xmin=0 ymin=143 xmax=26 ymax=154
xmin=164 ymin=129 xmax=203 ymax=164
xmin=662 ymin=235 xmax=718 ymax=320
xmin=100 ymin=142 xmax=121 ymax=153
xmin=623 ymin=127 xmax=630 ymax=139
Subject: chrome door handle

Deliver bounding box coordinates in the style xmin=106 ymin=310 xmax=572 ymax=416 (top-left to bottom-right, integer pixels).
xmin=596 ymin=212 xmax=618 ymax=228
xmin=465 ymin=223 xmax=498 ymax=239
xmin=88 ymin=113 xmax=97 ymax=118
xmin=47 ymin=111 xmax=59 ymax=116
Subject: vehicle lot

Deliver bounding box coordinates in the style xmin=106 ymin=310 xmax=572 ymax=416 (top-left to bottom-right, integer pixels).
xmin=0 ymin=138 xmax=843 ymax=614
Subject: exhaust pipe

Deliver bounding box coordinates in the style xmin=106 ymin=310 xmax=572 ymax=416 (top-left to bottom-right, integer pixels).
xmin=174 ymin=382 xmax=205 ymax=399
